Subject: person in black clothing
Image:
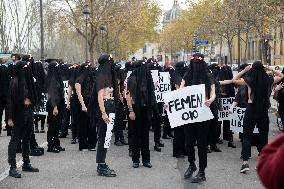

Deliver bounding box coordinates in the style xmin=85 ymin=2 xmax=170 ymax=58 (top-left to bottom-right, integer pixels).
xmin=182 ymin=54 xmax=216 ymax=183
xmin=46 ymin=62 xmax=65 ymax=153
xmin=66 ymin=64 xmax=81 ymax=144
xmin=93 ymin=54 xmax=117 ymax=177
xmin=232 ymin=61 xmax=283 ymax=173
xmin=149 ymin=58 xmax=164 ymax=152
xmin=0 ymin=62 xmax=10 ymax=136
xmin=169 ymin=63 xmax=187 ymax=158
xmin=216 ymin=65 xmax=236 ymax=148
xmin=126 ymin=60 xmax=156 ymax=169
xmin=75 ymin=63 xmax=97 ymax=151
xmin=113 ymin=63 xmax=128 ymax=146
xmin=7 ymin=61 xmax=39 ymax=178
xmin=274 ymin=68 xmax=284 ymax=133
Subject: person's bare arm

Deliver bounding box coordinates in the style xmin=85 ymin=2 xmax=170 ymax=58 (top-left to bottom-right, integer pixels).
xmin=98 ymin=88 xmax=110 ymax=124
xmin=75 ymin=83 xmax=87 ymax=112
xmin=219 ymin=80 xmax=233 ymax=85
xmin=180 ymin=79 xmax=185 ymax=88
xmin=126 ymin=91 xmax=136 ymax=120
xmin=233 ymin=79 xmax=246 ymax=86
xmin=205 ymin=84 xmax=216 ymax=107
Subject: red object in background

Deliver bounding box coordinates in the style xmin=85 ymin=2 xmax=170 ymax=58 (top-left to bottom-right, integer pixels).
xmin=257 ymin=134 xmax=284 ymax=189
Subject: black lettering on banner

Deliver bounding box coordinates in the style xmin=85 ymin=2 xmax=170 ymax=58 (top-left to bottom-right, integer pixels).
xmin=168 ymin=94 xmax=203 ymax=113
xmin=181 ymin=110 xmax=198 ymax=121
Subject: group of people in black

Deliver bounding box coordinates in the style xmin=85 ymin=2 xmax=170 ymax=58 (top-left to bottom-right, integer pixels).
xmin=0 ymin=52 xmax=283 ymax=184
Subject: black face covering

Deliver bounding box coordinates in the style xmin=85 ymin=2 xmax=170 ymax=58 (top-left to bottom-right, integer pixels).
xmin=46 ymin=62 xmax=64 ymax=108
xmin=0 ymin=64 xmax=10 ymax=98
xmin=244 ymin=61 xmax=272 ymax=118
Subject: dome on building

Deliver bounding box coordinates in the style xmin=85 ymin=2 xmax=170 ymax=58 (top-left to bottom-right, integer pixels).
xmin=163 ymin=0 xmax=182 ymax=23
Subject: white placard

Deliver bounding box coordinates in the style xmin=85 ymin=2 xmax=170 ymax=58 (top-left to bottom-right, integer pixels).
xmin=151 ymin=71 xmax=171 ymax=102
xmin=229 ymin=107 xmax=259 ymax=133
xmin=34 ymin=93 xmax=48 ymax=115
xmin=104 ymin=113 xmax=116 ymax=149
xmin=218 ymin=97 xmax=235 ymax=121
xmin=63 ymin=80 xmax=69 ymax=104
xmin=163 ymin=84 xmax=214 ymax=128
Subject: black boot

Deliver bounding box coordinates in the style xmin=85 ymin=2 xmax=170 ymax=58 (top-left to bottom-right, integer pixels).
xmin=184 ymin=164 xmax=197 ymax=179
xmin=154 ymin=144 xmax=161 ymax=152
xmin=9 ymin=166 xmax=21 ymax=178
xmin=157 ymin=141 xmax=164 ymax=147
xmin=47 ymin=146 xmax=60 ymax=153
xmin=114 ymin=141 xmax=123 ymax=146
xmin=211 ymin=145 xmax=222 ymax=152
xmin=191 ymin=170 xmax=206 ymax=183
xmin=129 ymin=150 xmax=132 ymax=157
xmin=71 ymin=138 xmax=77 ymax=144
xmin=120 ymin=139 xmax=128 ymax=145
xmin=22 ymin=163 xmax=39 ymax=172
xmin=228 ymin=141 xmax=236 ymax=148
xmin=97 ymin=164 xmax=117 ymax=177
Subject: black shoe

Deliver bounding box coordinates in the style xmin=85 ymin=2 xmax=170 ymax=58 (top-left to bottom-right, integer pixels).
xmin=157 ymin=141 xmax=164 ymax=147
xmin=35 ymin=129 xmax=39 ymax=133
xmin=56 ymin=146 xmax=65 ymax=151
xmin=217 ymin=138 xmax=223 ymax=144
xmin=168 ymin=133 xmax=174 ymax=138
xmin=228 ymin=141 xmax=236 ymax=148
xmin=120 ymin=139 xmax=128 ymax=145
xmin=40 ymin=130 xmax=45 ymax=133
xmin=97 ymin=164 xmax=117 ymax=177
xmin=9 ymin=168 xmax=21 ymax=178
xmin=114 ymin=141 xmax=124 ymax=146
xmin=143 ymin=162 xmax=152 ymax=168
xmin=154 ymin=145 xmax=161 ymax=152
xmin=30 ymin=147 xmax=44 ymax=156
xmin=22 ymin=163 xmax=39 ymax=172
xmin=207 ymin=146 xmax=212 ymax=153
xmin=58 ymin=133 xmax=67 ymax=138
xmin=133 ymin=162 xmax=139 ymax=168
xmin=129 ymin=150 xmax=132 ymax=157
xmin=184 ymin=164 xmax=197 ymax=179
xmin=71 ymin=139 xmax=76 ymax=144
xmin=47 ymin=147 xmax=60 ymax=153
xmin=211 ymin=145 xmax=222 ymax=152
xmin=175 ymin=154 xmax=184 ymax=158
xmin=162 ymin=135 xmax=171 ymax=139
xmin=191 ymin=171 xmax=206 ymax=183
xmin=240 ymin=163 xmax=249 ymax=173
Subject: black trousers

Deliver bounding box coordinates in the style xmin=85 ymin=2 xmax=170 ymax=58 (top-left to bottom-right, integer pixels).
xmin=71 ymin=97 xmax=79 ymax=140
xmin=8 ymin=107 xmax=33 ymax=167
xmin=114 ymin=101 xmax=125 ymax=142
xmin=216 ymin=120 xmax=233 ymax=141
xmin=184 ymin=121 xmax=210 ymax=170
xmin=242 ymin=104 xmax=269 ymax=161
xmin=96 ymin=100 xmax=115 ymax=163
xmin=208 ymin=118 xmax=218 ymax=147
xmin=60 ymin=106 xmax=70 ymax=135
xmin=47 ymin=112 xmax=61 ymax=149
xmin=132 ymin=106 xmax=150 ymax=164
xmin=0 ymin=99 xmax=11 ymax=135
xmin=152 ymin=103 xmax=163 ymax=143
xmin=34 ymin=114 xmax=46 ymax=130
xmin=163 ymin=112 xmax=171 ymax=137
xmin=173 ymin=125 xmax=186 ymax=157
xmin=128 ymin=115 xmax=135 ymax=152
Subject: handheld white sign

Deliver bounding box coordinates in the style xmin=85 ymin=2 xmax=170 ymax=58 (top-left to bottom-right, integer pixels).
xmin=104 ymin=113 xmax=116 ymax=149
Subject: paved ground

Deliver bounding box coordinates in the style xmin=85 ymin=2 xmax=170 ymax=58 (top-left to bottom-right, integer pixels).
xmin=0 ymin=111 xmax=282 ymax=189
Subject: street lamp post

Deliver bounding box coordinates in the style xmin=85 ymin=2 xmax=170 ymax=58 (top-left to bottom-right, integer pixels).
xmin=83 ymin=4 xmax=90 ymax=63
xmin=40 ymin=0 xmax=44 ymax=62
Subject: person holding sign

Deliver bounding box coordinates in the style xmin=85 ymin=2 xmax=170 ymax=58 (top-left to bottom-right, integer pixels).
xmin=182 ymin=54 xmax=216 ymax=183
xmin=233 ymin=61 xmax=283 ymax=174
xmin=46 ymin=62 xmax=65 ymax=153
xmin=126 ymin=60 xmax=156 ymax=169
xmin=94 ymin=54 xmax=117 ymax=177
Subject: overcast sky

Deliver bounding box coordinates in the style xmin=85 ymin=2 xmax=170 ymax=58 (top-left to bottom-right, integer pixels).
xmin=156 ymin=0 xmax=189 ymax=10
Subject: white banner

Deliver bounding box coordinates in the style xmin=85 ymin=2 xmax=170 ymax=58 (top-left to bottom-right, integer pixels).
xmin=151 ymin=71 xmax=171 ymax=102
xmin=229 ymin=107 xmax=259 ymax=133
xmin=218 ymin=97 xmax=235 ymax=121
xmin=63 ymin=80 xmax=69 ymax=104
xmin=104 ymin=113 xmax=116 ymax=149
xmin=163 ymin=84 xmax=214 ymax=128
xmin=34 ymin=93 xmax=48 ymax=115
xmin=124 ymin=71 xmax=133 ymax=97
